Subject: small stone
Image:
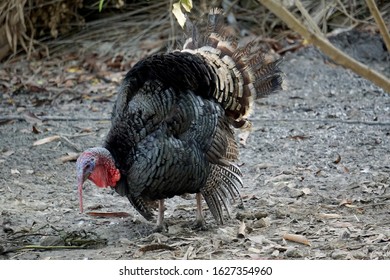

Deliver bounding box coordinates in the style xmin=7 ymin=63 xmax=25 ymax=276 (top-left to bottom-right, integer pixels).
xmin=253 ymin=211 xmax=268 ymax=219
xmin=252 ymin=217 xmax=270 ymax=228
xmin=168 ymin=224 xmax=184 ymax=235
xmin=119 ymin=237 xmax=133 ymax=245
xmin=352 ymin=250 xmax=367 ymax=260
xmin=331 ymin=249 xmax=349 ymax=259
xmin=39 ymin=236 xmax=64 ymax=246
xmin=287 ymin=187 xmax=303 ymax=198
xmin=236 ymin=211 xmax=253 ymax=220
xmin=339 ymin=230 xmax=350 ymax=240
xmin=248 ymin=247 xmax=261 ymax=254
xmin=271 ymin=250 xmax=280 ymax=257
xmin=145 ymin=232 xmax=169 ymax=242
xmin=11 ymin=169 xmax=20 ymax=175
xmin=275 ymin=209 xmax=289 ymax=218
xmin=285 ymin=247 xmax=304 ymax=258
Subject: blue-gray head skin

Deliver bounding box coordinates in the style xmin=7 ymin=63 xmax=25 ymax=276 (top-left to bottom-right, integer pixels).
xmin=76 ymin=147 xmax=120 ymax=212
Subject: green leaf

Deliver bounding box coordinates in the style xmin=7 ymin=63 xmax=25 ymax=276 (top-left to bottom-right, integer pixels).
xmin=99 ymin=0 xmax=104 ymax=12
xmin=180 ymin=0 xmax=193 ymax=12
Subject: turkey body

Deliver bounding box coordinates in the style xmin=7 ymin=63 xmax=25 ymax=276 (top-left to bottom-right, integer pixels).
xmin=76 ymin=8 xmax=283 ymax=228
xmin=105 ymin=52 xmax=241 ymax=224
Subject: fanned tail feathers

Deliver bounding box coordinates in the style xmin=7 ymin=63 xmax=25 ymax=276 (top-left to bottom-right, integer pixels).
xmin=182 ymin=8 xmax=283 ymax=129
xmin=126 ymin=9 xmax=282 ymax=225
xmin=201 ymin=163 xmax=243 ymax=224
xmin=182 ymin=8 xmax=283 ymax=224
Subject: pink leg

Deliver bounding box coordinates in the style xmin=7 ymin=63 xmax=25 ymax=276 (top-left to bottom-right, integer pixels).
xmin=194 ymin=193 xmax=206 ymax=229
xmin=156 ymin=199 xmax=165 ymax=231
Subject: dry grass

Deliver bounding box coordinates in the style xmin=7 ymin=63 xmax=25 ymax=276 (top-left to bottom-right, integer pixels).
xmin=0 ymin=0 xmax=85 ymax=60
xmin=0 ymin=0 xmax=27 ymax=58
xmin=0 ymin=0 xmax=389 ymax=61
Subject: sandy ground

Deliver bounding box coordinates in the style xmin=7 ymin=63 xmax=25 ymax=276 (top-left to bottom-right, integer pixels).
xmin=0 ymin=29 xmax=389 ymax=260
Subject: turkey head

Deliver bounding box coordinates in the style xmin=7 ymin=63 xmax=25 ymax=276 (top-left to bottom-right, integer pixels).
xmin=76 ymin=147 xmax=121 ymax=212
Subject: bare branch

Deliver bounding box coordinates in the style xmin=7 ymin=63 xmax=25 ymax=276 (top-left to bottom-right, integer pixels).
xmin=258 ymin=0 xmax=390 ymax=93
xmin=365 ymin=0 xmax=390 ymax=52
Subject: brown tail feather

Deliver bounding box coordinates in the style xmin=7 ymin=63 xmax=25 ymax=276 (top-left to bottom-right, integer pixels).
xmin=200 ymin=163 xmax=243 ymax=224
xmin=182 ymin=8 xmax=283 ymax=129
xmin=184 ymin=9 xmax=282 ymax=224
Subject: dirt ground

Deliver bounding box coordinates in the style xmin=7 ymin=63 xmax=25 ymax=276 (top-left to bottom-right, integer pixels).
xmin=0 ymin=29 xmax=389 ymax=260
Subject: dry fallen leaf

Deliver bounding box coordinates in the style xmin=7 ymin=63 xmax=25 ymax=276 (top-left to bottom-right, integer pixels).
xmin=33 ymin=135 xmax=61 ymax=146
xmin=333 ymin=153 xmax=341 ymax=164
xmin=58 ymin=152 xmax=80 ymax=163
xmin=183 ymin=245 xmax=195 ymax=260
xmin=26 ymin=83 xmax=47 ymax=93
xmin=318 ymin=213 xmax=342 ymax=219
xmin=32 ymin=125 xmax=41 ymax=134
xmin=301 ymin=187 xmax=311 ymax=195
xmin=86 ymin=212 xmax=130 ymax=218
xmin=237 ymin=220 xmax=247 ymax=238
xmin=288 ymin=135 xmax=311 ymax=141
xmin=66 ymin=66 xmax=83 ymax=73
xmin=339 ymin=198 xmax=353 ymax=207
xmin=11 ymin=169 xmax=20 ymax=175
xmin=2 ymin=150 xmax=14 ymax=158
xmin=134 ymin=243 xmax=176 ymax=258
xmin=247 ymin=247 xmax=262 ymax=254
xmin=25 ymin=169 xmax=34 ymax=175
xmin=282 ymin=233 xmax=311 ymax=246
xmin=329 ymin=221 xmax=353 ymax=228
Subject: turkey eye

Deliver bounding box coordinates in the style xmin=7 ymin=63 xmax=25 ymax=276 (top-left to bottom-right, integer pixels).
xmin=84 ymin=161 xmax=94 ymax=171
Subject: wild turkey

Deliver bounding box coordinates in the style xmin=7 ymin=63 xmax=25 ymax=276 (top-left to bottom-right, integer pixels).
xmin=76 ymin=8 xmax=283 ymax=230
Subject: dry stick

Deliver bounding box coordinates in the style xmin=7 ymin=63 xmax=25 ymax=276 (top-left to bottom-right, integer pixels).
xmin=253 ymin=118 xmax=390 ymax=126
xmin=294 ymin=0 xmax=323 ymax=35
xmin=0 ymin=115 xmax=110 ymax=122
xmin=258 ymin=0 xmax=390 ymax=93
xmin=365 ymin=0 xmax=390 ymax=52
xmin=2 ymin=245 xmax=87 ymax=254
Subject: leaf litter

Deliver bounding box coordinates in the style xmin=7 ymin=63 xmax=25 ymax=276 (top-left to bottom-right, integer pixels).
xmin=0 ymin=29 xmax=390 ymax=260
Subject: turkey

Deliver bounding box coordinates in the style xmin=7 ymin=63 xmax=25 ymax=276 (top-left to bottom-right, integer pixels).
xmin=76 ymin=8 xmax=283 ymax=230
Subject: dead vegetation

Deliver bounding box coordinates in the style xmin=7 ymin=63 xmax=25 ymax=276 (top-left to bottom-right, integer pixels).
xmin=0 ymin=0 xmax=389 ymax=97
xmin=0 ymin=0 xmax=389 ymax=61
xmin=0 ymin=1 xmax=389 ymax=261
xmin=259 ymin=0 xmax=390 ymax=92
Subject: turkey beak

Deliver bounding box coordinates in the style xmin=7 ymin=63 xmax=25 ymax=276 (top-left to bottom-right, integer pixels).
xmin=78 ymin=180 xmax=84 ymax=213
xmin=77 ymin=172 xmax=88 ymax=213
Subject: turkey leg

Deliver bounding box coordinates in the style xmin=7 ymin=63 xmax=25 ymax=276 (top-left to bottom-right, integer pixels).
xmin=155 ymin=199 xmax=165 ymax=232
xmin=193 ymin=193 xmax=207 ymax=230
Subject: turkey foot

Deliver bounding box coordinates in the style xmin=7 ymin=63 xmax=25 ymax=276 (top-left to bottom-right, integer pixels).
xmin=191 ymin=218 xmax=207 ymax=231
xmin=191 ymin=193 xmax=207 ymax=230
xmin=154 ymin=199 xmax=168 ymax=232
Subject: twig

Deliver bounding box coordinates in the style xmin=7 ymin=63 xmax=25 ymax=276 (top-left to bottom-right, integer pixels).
xmin=2 ymin=245 xmax=87 ymax=254
xmin=0 ymin=115 xmax=110 ymax=122
xmin=365 ymin=0 xmax=390 ymax=52
xmin=294 ymin=0 xmax=323 ymax=35
xmin=60 ymin=136 xmax=82 ymax=152
xmin=253 ymin=117 xmax=390 ymax=126
xmin=257 ymin=0 xmax=390 ymax=93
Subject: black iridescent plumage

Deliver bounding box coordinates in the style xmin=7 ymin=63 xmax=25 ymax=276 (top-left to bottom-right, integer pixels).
xmin=78 ymin=8 xmax=283 ymax=228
